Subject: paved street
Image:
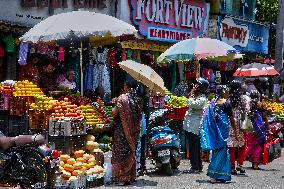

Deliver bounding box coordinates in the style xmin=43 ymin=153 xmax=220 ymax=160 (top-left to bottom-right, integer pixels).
xmin=100 ymin=150 xmax=284 ymax=189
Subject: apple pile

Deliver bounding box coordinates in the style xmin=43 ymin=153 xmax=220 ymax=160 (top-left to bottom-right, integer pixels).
xmin=13 ymin=80 xmax=44 ymax=96
xmin=79 ymin=105 xmax=105 ymax=125
xmin=50 ymin=98 xmax=84 ymax=121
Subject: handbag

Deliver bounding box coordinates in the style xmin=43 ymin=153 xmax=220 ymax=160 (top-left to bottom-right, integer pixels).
xmin=263 ymin=138 xmax=281 ymax=164
xmin=241 ymin=114 xmax=253 ymax=131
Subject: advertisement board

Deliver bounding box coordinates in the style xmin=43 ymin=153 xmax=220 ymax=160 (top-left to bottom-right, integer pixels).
xmin=217 ymin=16 xmax=269 ymax=54
xmin=130 ymin=0 xmax=210 ymax=42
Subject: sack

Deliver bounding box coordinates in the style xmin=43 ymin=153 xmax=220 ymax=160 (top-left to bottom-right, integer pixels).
xmin=241 ymin=114 xmax=253 ymax=131
xmin=263 ymin=138 xmax=282 ymax=164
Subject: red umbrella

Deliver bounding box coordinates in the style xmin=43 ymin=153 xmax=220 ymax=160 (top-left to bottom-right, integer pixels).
xmin=233 ymin=63 xmax=279 ymax=77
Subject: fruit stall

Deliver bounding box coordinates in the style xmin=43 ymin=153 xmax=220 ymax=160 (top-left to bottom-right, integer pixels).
xmin=0 ymin=80 xmax=114 ymax=188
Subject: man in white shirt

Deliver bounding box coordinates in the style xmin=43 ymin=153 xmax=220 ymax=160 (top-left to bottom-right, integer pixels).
xmin=183 ymin=78 xmax=209 ymax=174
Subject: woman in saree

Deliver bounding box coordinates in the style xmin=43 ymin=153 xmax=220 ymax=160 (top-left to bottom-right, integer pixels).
xmin=111 ymin=80 xmax=143 ymax=186
xmin=200 ymin=85 xmax=238 ymax=183
xmin=245 ymin=90 xmax=269 ymax=170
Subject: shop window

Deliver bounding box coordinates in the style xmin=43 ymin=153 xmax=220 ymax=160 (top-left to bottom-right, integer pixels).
xmin=220 ymin=0 xmax=256 ymax=20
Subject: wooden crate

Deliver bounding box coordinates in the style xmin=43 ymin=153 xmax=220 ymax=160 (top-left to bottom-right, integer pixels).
xmin=9 ymin=96 xmax=34 ymax=116
xmin=28 ymin=109 xmax=51 ymax=130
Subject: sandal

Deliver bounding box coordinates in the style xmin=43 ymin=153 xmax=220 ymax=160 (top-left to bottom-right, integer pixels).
xmin=252 ymin=164 xmax=261 ymax=170
xmin=236 ymin=166 xmax=246 ymax=173
xmin=209 ymin=179 xmax=226 ymax=184
xmin=231 ymin=169 xmax=237 ymax=175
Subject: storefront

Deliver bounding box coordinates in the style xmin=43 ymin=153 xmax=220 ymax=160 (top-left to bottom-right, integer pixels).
xmin=0 ymin=0 xmax=114 ymax=81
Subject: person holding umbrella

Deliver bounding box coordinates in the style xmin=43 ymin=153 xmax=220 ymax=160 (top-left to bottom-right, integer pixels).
xmin=111 ymin=79 xmax=143 ymax=186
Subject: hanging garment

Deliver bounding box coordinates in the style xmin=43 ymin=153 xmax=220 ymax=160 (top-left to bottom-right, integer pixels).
xmin=0 ymin=46 xmax=4 ymax=58
xmin=93 ymin=48 xmax=111 ymax=96
xmin=48 ymin=45 xmax=57 ymax=60
xmin=127 ymin=49 xmax=133 ymax=60
xmin=108 ymin=47 xmax=117 ymax=68
xmin=121 ymin=50 xmax=127 ymax=61
xmin=84 ymin=63 xmax=94 ymax=91
xmin=58 ymin=47 xmax=65 ymax=62
xmin=93 ymin=63 xmax=111 ymax=96
xmin=37 ymin=40 xmax=48 ymax=54
xmin=18 ymin=42 xmax=29 ymax=65
xmin=178 ymin=62 xmax=185 ymax=81
xmin=3 ymin=35 xmax=15 ymax=53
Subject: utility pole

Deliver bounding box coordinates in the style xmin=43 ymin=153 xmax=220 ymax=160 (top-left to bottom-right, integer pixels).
xmin=275 ymin=0 xmax=284 ymax=71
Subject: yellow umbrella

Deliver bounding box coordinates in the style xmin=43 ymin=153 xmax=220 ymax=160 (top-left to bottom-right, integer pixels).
xmin=118 ymin=60 xmax=166 ymax=95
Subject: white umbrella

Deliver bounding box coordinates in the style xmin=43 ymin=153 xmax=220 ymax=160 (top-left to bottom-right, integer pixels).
xmin=20 ymin=11 xmax=137 ymax=94
xmin=21 ymin=11 xmax=137 ymax=43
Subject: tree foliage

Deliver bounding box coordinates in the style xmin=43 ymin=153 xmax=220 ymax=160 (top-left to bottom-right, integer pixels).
xmin=256 ymin=0 xmax=278 ymax=24
xmin=255 ymin=0 xmax=279 ymax=57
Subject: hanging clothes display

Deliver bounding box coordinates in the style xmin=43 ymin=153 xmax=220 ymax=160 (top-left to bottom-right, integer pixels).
xmin=108 ymin=47 xmax=117 ymax=68
xmin=18 ymin=42 xmax=29 ymax=66
xmin=93 ymin=47 xmax=111 ymax=97
xmin=178 ymin=62 xmax=185 ymax=81
xmin=58 ymin=47 xmax=65 ymax=62
xmin=185 ymin=61 xmax=198 ymax=79
xmin=84 ymin=63 xmax=94 ymax=91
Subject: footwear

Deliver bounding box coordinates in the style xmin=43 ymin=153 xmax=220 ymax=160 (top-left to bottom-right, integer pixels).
xmin=116 ymin=181 xmax=130 ymax=186
xmin=231 ymin=169 xmax=237 ymax=175
xmin=236 ymin=166 xmax=246 ymax=173
xmin=209 ymin=179 xmax=226 ymax=184
xmin=183 ymin=169 xmax=200 ymax=174
xmin=252 ymin=163 xmax=260 ymax=170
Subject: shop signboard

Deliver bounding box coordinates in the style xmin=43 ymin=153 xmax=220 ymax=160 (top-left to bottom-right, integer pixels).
xmin=0 ymin=0 xmax=110 ymax=27
xmin=217 ymin=16 xmax=269 ymax=54
xmin=130 ymin=0 xmax=210 ymax=42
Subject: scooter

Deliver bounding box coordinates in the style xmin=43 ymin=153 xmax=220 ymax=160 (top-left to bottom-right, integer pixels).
xmin=148 ymin=110 xmax=181 ymax=176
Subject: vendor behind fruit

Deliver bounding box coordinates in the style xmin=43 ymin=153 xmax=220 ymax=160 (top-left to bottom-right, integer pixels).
xmin=57 ymin=69 xmax=77 ymax=92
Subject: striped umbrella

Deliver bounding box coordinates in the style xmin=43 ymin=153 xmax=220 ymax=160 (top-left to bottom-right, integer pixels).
xmin=233 ymin=63 xmax=279 ymax=77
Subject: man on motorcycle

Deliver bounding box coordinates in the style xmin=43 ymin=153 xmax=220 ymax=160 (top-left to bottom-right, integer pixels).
xmin=183 ymin=78 xmax=209 ymax=174
xmin=0 ymin=131 xmax=45 ymax=150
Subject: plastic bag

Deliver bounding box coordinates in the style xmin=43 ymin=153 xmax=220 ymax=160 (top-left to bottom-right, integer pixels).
xmin=103 ymin=151 xmax=112 ymax=184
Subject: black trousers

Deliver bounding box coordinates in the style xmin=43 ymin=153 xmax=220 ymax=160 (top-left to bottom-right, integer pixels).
xmin=185 ymin=131 xmax=202 ymax=170
xmin=139 ymin=134 xmax=147 ymax=171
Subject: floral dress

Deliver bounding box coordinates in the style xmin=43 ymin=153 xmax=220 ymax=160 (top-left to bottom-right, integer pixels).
xmin=227 ymin=107 xmax=245 ymax=147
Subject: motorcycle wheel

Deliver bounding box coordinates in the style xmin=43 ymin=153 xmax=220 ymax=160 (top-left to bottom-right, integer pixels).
xmin=164 ymin=163 xmax=173 ymax=176
xmin=19 ymin=151 xmax=48 ymax=188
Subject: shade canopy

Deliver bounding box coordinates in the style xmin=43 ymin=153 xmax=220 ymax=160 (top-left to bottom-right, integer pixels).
xmin=234 ymin=63 xmax=279 ymax=77
xmin=21 ymin=11 xmax=137 ymax=43
xmin=118 ymin=60 xmax=166 ymax=95
xmin=157 ymin=38 xmax=242 ymax=63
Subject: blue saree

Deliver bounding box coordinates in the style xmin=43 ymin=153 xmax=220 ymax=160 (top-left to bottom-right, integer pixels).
xmin=200 ymin=100 xmax=231 ymax=181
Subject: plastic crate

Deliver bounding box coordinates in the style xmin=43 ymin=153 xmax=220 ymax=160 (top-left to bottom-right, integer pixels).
xmin=0 ymin=110 xmax=9 ymax=135
xmin=49 ymin=119 xmax=86 ymax=136
xmin=8 ymin=115 xmax=29 ymax=137
xmin=48 ymin=135 xmax=85 ymax=155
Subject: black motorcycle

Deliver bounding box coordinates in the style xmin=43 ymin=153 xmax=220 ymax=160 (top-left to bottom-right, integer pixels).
xmin=0 ymin=134 xmax=59 ymax=189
